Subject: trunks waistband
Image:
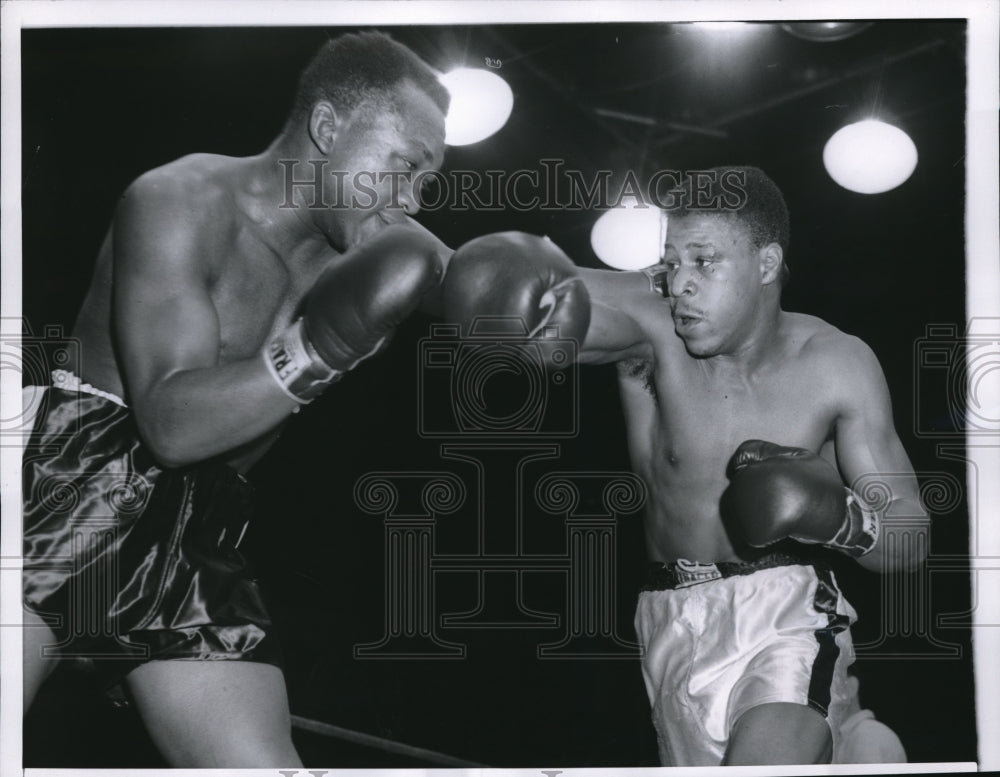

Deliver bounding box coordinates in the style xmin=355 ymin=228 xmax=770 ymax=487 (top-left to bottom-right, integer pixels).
xmin=50 ymin=369 xmax=127 ymax=407
xmin=642 ymin=552 xmax=810 ymax=591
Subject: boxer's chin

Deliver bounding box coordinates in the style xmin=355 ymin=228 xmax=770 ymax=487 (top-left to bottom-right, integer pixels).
xmin=678 ymin=330 xmax=719 ymax=358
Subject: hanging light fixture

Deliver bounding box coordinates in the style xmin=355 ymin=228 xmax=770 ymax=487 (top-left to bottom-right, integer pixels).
xmin=591 ymin=198 xmax=667 ymax=270
xmin=823 ymin=119 xmax=918 ymax=194
xmin=439 ymin=68 xmax=514 ymax=146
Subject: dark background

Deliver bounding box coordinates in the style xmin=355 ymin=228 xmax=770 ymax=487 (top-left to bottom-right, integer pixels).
xmin=21 ymin=20 xmax=975 ymax=767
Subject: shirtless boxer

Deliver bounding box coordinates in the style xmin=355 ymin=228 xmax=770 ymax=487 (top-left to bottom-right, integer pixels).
xmin=443 ymin=166 xmax=928 ymax=766
xmin=22 ymin=32 xmax=588 ymax=767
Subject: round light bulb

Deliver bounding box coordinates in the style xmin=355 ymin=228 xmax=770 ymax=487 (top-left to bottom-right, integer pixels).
xmin=439 ymin=68 xmax=514 ymax=146
xmin=591 ymin=201 xmax=666 ymax=270
xmin=823 ymin=120 xmax=918 ymax=194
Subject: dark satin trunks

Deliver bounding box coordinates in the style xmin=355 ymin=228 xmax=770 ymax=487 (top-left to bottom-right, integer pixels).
xmin=22 ymin=380 xmax=280 ymax=688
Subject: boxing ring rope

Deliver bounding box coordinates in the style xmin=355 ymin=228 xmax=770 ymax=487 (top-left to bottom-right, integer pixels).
xmin=282 ymin=465 xmax=649 ymax=767
xmin=290 ymin=714 xmax=488 ymax=767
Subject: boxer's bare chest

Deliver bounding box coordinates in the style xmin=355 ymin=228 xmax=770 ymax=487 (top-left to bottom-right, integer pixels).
xmin=656 ymin=361 xmax=836 ymax=468
xmin=208 ymin=226 xmax=331 ymax=364
xmin=620 ymin=350 xmax=841 ymax=562
xmin=622 ymin=347 xmax=840 ymax=495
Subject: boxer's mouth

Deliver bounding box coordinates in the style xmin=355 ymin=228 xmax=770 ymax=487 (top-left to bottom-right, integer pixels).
xmin=672 ymin=308 xmax=704 ymax=327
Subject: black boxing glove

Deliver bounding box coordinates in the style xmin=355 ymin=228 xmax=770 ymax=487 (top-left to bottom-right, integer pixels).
xmin=263 ymin=224 xmax=444 ymax=403
xmin=440 ymin=232 xmax=590 ymax=362
xmin=721 ymin=439 xmax=880 ymax=558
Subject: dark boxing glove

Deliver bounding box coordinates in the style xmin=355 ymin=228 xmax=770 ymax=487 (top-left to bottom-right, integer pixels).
xmin=263 ymin=224 xmax=444 ymax=403
xmin=440 ymin=232 xmax=591 ymax=359
xmin=721 ymin=439 xmax=880 ymax=558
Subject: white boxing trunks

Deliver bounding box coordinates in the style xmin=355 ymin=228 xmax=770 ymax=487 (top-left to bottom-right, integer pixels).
xmin=634 ymin=554 xmax=857 ymax=766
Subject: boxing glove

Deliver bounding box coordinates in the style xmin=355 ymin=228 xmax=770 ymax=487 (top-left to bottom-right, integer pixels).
xmin=720 ymin=439 xmax=880 ymax=557
xmin=263 ymin=224 xmax=444 ymax=402
xmin=440 ymin=232 xmax=591 ymax=356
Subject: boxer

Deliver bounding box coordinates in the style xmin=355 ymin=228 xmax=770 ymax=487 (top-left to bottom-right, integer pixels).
xmin=444 ymin=166 xmax=928 ymax=766
xmin=22 ymin=31 xmax=587 ymax=768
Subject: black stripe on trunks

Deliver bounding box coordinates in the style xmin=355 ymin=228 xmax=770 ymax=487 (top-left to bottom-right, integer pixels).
xmin=806 ymin=565 xmax=851 ymax=717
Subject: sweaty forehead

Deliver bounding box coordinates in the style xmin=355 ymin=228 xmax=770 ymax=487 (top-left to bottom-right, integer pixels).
xmin=665 ymin=213 xmax=751 ymax=247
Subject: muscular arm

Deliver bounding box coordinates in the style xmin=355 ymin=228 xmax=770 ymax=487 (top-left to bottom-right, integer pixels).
xmin=832 ymin=337 xmax=929 ymax=572
xmin=114 ymin=175 xmax=300 ymax=468
xmin=577 ymin=267 xmax=659 ymax=364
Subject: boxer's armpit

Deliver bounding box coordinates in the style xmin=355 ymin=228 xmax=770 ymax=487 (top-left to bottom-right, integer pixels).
xmin=618 ymin=356 xmax=657 ymax=399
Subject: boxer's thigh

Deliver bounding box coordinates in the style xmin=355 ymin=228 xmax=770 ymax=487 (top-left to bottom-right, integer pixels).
xmin=125 ymin=659 xmax=301 ymax=768
xmin=23 ymin=609 xmax=59 ymax=710
xmin=724 ymin=701 xmax=831 ymax=765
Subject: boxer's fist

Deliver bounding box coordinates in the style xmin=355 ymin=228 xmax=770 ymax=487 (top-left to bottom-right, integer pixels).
xmin=440 ymin=232 xmax=591 ymax=353
xmin=304 ymin=224 xmax=444 ymax=370
xmin=721 ymin=440 xmax=879 ymax=557
xmin=263 ymin=225 xmax=444 ymax=403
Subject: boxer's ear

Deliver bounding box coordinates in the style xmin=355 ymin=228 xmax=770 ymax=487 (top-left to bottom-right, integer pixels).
xmin=759 ymin=242 xmax=783 ymax=286
xmin=308 ymin=101 xmax=341 ymax=155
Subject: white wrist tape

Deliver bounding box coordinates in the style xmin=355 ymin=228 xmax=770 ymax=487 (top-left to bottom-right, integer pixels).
xmin=262 ymin=318 xmax=340 ymax=404
xmin=828 ymin=487 xmax=881 ymax=557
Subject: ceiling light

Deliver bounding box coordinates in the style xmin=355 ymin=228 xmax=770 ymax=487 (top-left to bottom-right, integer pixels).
xmin=591 ymin=200 xmax=667 ymax=270
xmin=439 ymin=68 xmax=514 ymax=146
xmin=823 ymin=120 xmax=918 ymax=194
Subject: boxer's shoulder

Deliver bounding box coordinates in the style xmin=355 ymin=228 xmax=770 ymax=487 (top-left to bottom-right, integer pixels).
xmin=778 ymin=312 xmax=884 ymax=401
xmin=780 ymin=312 xmax=869 ymax=362
xmin=115 ymin=155 xmax=254 ymax=276
xmin=121 ymin=154 xmax=241 ymax=220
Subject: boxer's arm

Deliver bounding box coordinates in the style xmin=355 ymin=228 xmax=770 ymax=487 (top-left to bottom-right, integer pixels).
xmin=114 ymin=176 xmax=302 ymax=467
xmin=832 ymin=336 xmax=929 ymax=572
xmin=577 ymin=267 xmax=657 ymax=364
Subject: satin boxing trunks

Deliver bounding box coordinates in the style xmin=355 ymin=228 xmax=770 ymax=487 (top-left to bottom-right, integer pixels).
xmin=22 ymin=371 xmax=280 ymax=688
xmin=634 ymin=553 xmax=857 ymax=766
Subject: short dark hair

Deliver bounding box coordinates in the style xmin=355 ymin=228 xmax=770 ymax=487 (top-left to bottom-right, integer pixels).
xmin=290 ymin=31 xmax=450 ymax=127
xmin=669 ymin=166 xmax=791 ymax=283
